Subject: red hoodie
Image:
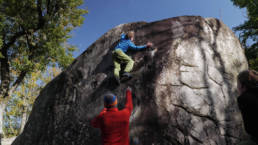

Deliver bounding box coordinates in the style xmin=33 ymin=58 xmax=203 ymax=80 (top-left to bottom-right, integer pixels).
xmin=91 ymin=90 xmax=133 ymax=145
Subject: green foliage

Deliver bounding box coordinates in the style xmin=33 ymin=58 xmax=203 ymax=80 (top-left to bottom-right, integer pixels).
xmin=3 ymin=67 xmax=61 ymax=137
xmin=231 ymin=0 xmax=258 ymax=71
xmin=0 ymin=0 xmax=87 ymax=137
xmin=249 ymin=57 xmax=258 ymax=71
xmin=0 ymin=0 xmax=88 ymax=98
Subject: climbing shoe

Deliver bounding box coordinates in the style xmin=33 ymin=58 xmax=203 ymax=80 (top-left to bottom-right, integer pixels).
xmin=121 ymin=72 xmax=132 ymax=82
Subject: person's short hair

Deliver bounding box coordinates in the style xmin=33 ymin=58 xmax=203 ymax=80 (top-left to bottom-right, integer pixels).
xmin=238 ymin=70 xmax=258 ymax=90
xmin=104 ymin=93 xmax=117 ymax=108
xmin=126 ymin=31 xmax=135 ymax=39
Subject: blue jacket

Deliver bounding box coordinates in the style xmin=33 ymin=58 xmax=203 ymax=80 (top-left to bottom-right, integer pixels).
xmin=115 ymin=34 xmax=146 ymax=53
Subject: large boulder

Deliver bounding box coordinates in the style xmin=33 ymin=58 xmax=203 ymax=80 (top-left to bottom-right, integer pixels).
xmin=12 ymin=16 xmax=248 ymax=145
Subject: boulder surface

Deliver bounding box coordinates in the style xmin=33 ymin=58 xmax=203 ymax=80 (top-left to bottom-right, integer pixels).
xmin=12 ymin=16 xmax=248 ymax=145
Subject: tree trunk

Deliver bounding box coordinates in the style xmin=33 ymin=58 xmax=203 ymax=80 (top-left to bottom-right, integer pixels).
xmin=19 ymin=110 xmax=28 ymax=134
xmin=0 ymin=45 xmax=10 ymax=99
xmin=0 ymin=102 xmax=6 ymax=144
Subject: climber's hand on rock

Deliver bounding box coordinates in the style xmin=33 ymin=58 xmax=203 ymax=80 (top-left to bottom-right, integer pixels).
xmin=146 ymin=42 xmax=153 ymax=48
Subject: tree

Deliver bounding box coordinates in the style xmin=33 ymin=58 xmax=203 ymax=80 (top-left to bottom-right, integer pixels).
xmin=231 ymin=0 xmax=258 ymax=71
xmin=0 ymin=0 xmax=87 ymax=137
xmin=3 ymin=67 xmax=61 ymax=137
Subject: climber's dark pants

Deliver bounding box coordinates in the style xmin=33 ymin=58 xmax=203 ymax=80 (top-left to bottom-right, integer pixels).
xmin=112 ymin=49 xmax=134 ymax=79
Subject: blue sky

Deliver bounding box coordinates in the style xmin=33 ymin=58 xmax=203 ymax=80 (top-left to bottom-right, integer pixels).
xmin=69 ymin=0 xmax=246 ymax=57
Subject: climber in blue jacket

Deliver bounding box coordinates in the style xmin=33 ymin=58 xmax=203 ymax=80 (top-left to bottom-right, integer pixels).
xmin=113 ymin=31 xmax=153 ymax=84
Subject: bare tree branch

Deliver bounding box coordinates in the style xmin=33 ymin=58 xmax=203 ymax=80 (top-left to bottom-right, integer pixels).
xmin=10 ymin=71 xmax=27 ymax=92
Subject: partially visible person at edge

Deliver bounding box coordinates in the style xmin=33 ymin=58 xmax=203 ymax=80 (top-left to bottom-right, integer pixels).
xmin=112 ymin=31 xmax=153 ymax=84
xmin=237 ymin=70 xmax=258 ymax=145
xmin=91 ymin=87 xmax=133 ymax=145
